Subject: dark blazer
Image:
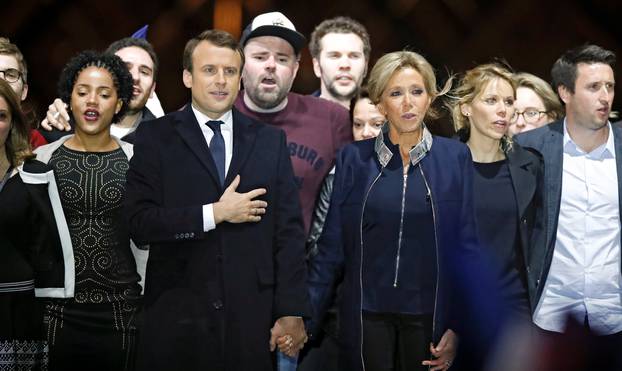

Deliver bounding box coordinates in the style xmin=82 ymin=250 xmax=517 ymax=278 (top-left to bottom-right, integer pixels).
xmin=307 ymin=132 xmax=480 ymax=371
xmin=515 ymin=119 xmax=622 ymax=308
xmin=124 ymin=105 xmax=310 ymax=371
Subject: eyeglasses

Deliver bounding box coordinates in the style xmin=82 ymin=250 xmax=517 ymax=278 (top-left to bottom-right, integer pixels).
xmin=0 ymin=68 xmax=23 ymax=83
xmin=510 ymin=109 xmax=548 ymax=124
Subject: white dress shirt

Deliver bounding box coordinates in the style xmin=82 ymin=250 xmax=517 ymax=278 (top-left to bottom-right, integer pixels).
xmin=190 ymin=106 xmax=234 ymax=232
xmin=534 ymin=121 xmax=622 ymax=335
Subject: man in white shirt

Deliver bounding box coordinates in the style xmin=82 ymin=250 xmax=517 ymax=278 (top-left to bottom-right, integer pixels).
xmin=516 ymin=44 xmax=621 ymax=369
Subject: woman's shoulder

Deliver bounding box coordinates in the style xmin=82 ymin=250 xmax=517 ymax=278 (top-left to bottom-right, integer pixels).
xmin=431 ymin=135 xmax=470 ymax=157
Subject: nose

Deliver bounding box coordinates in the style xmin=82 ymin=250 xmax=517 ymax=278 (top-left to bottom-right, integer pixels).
xmin=86 ymin=91 xmax=98 ymax=106
xmin=215 ymin=69 xmax=226 ymax=85
xmin=362 ymin=124 xmax=374 ymax=138
xmin=402 ymin=92 xmax=413 ymax=108
xmin=130 ymin=67 xmax=140 ymax=82
xmin=265 ymin=55 xmax=276 ymax=71
xmin=338 ymin=56 xmax=351 ymax=69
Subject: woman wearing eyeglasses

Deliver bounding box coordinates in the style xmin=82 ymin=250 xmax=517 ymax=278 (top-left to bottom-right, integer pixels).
xmin=508 ymin=72 xmax=564 ymax=136
xmin=448 ymin=63 xmax=545 ymax=367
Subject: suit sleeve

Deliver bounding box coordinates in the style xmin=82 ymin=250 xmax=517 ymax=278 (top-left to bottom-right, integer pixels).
xmin=306 ymin=148 xmax=348 ymax=336
xmin=124 ymin=124 xmax=204 ymax=245
xmin=272 ymin=130 xmax=312 ymax=319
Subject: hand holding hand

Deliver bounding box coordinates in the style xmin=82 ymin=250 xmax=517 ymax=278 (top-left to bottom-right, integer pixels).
xmin=422 ymin=329 xmax=458 ymax=370
xmin=213 ymin=175 xmax=267 ymax=224
xmin=270 ymin=316 xmax=307 ymax=357
xmin=41 ymin=98 xmax=71 ymax=131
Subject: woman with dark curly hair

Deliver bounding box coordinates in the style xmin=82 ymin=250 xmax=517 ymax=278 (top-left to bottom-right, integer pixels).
xmin=0 ymin=50 xmax=143 ymax=370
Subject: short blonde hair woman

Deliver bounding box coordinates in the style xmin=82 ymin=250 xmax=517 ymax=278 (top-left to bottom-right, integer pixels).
xmin=308 ymin=50 xmax=478 ymax=371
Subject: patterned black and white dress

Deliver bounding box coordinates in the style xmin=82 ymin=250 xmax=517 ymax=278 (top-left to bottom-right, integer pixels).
xmin=44 ymin=146 xmax=142 ymax=371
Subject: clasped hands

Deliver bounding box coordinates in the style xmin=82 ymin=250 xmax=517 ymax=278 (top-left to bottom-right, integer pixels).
xmin=269 ymin=316 xmax=308 ymax=357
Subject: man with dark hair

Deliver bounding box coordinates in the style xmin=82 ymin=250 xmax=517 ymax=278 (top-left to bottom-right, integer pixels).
xmin=235 ymin=12 xmax=352 ymax=235
xmin=516 ymin=44 xmax=622 ymax=369
xmin=309 ymin=16 xmax=370 ymax=109
xmin=124 ymin=29 xmax=310 ymax=371
xmin=41 ymin=37 xmax=159 ymax=142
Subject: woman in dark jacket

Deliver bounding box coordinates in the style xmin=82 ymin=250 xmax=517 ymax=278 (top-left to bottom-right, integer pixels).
xmin=0 ymin=78 xmax=46 ymax=368
xmin=307 ymin=51 xmax=480 ymax=371
xmin=448 ymin=63 xmax=545 ymax=366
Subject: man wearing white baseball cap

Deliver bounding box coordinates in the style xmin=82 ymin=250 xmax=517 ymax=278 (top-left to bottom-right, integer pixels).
xmin=235 ymin=11 xmax=353 ymax=238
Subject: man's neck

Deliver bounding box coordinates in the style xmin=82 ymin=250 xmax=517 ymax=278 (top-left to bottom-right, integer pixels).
xmin=243 ymin=91 xmax=288 ymax=113
xmin=319 ymin=89 xmax=349 ymax=110
xmin=115 ymin=110 xmax=142 ymax=129
xmin=566 ymin=116 xmax=609 ymax=153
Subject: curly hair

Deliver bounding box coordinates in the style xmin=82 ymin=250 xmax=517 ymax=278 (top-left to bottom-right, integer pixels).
xmin=57 ymin=50 xmax=133 ymax=124
xmin=309 ymin=16 xmax=371 ymax=61
xmin=0 ymin=79 xmax=34 ymax=167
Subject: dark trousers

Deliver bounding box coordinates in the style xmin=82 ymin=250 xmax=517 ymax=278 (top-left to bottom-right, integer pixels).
xmin=362 ymin=312 xmax=433 ymax=371
xmin=535 ymin=321 xmax=622 ymax=371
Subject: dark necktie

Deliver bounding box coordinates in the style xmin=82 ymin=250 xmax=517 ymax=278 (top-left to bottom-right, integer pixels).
xmin=205 ymin=120 xmax=225 ymax=185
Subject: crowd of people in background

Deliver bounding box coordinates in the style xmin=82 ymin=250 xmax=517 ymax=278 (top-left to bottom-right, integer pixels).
xmin=0 ymin=10 xmax=620 ymax=371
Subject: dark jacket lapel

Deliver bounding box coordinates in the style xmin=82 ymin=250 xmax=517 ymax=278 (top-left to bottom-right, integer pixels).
xmin=173 ymin=104 xmax=222 ymax=189
xmin=542 ymin=121 xmax=564 ymax=249
xmin=223 ymin=108 xmax=258 ymax=188
xmin=612 ymin=123 xmax=622 ymax=252
xmin=507 ymin=145 xmax=537 ymax=219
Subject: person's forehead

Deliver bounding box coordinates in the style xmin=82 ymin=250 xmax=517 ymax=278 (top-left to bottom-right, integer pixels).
xmin=244 ymin=36 xmax=295 ymax=56
xmin=0 ymin=54 xmax=20 ymax=69
xmin=193 ymin=41 xmax=242 ymax=67
xmin=576 ymin=62 xmax=614 ymax=79
xmin=115 ymin=46 xmax=154 ymax=68
xmin=320 ymin=32 xmax=364 ymax=52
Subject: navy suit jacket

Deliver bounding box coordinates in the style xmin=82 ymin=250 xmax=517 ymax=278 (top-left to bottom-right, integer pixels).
xmin=124 ymin=104 xmax=310 ymax=371
xmin=515 ymin=119 xmax=622 ymax=308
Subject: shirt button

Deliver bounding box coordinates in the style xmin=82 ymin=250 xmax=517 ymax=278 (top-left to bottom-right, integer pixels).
xmin=212 ymin=300 xmax=223 ymax=310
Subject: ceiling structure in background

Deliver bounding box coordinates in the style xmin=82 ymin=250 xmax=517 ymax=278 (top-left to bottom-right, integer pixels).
xmin=3 ymin=0 xmax=621 ymax=134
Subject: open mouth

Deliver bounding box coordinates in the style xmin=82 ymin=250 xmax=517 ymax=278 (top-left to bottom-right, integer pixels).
xmin=84 ymin=109 xmax=100 ymax=121
xmin=261 ymin=77 xmax=277 ymax=86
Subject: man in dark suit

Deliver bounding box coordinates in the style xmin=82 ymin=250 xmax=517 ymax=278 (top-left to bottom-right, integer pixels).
xmin=124 ymin=29 xmax=310 ymax=371
xmin=515 ymin=44 xmax=621 ymax=369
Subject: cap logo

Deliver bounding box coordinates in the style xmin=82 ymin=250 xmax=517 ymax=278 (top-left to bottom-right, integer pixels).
xmin=272 ymin=18 xmax=285 ymax=26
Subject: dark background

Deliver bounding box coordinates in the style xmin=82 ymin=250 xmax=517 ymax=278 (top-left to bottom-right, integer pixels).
xmin=4 ymin=0 xmax=621 ymax=134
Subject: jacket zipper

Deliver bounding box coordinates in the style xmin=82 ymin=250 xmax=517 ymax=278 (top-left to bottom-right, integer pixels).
xmin=359 ymin=169 xmax=384 ymax=371
xmin=393 ymin=172 xmax=408 ymax=287
xmin=419 ymin=165 xmax=440 ymax=359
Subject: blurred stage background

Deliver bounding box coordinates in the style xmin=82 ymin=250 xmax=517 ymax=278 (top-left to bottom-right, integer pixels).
xmin=3 ymin=0 xmax=621 ymax=134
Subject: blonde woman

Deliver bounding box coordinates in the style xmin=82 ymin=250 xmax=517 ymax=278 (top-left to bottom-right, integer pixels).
xmin=308 ymin=51 xmax=479 ymax=371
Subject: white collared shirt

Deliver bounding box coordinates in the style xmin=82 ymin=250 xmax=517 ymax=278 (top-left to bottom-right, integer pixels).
xmin=533 ymin=120 xmax=622 ymax=335
xmin=191 ymin=106 xmax=234 ymax=232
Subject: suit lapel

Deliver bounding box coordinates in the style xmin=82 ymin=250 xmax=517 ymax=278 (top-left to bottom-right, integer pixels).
xmin=173 ymin=104 xmax=222 ymax=189
xmin=223 ymin=109 xmax=258 ymax=188
xmin=543 ymin=121 xmax=564 ymax=248
xmin=507 ymin=147 xmax=536 ymax=219
xmin=612 ymin=123 xmax=622 ymax=252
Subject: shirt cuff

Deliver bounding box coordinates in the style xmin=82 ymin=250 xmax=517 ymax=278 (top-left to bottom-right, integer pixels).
xmin=202 ymin=203 xmax=216 ymax=232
